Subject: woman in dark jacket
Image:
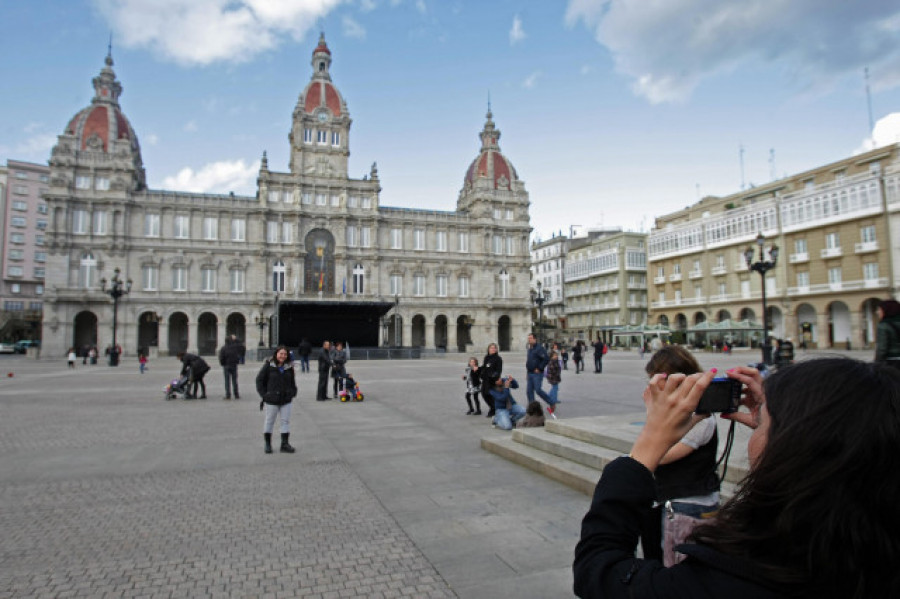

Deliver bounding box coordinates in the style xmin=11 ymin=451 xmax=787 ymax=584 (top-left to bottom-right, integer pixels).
xmin=875 ymin=298 xmax=900 ymax=369
xmin=480 ymin=343 xmax=503 ymax=418
xmin=574 ymin=358 xmax=900 ymax=598
xmin=177 ymin=352 xmax=210 ymax=399
xmin=255 ymin=345 xmax=298 ymax=454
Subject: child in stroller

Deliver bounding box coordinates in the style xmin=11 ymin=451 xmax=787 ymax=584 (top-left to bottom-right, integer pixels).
xmin=164 ymin=374 xmax=191 ymax=400
xmin=338 ymin=373 xmax=364 ymax=402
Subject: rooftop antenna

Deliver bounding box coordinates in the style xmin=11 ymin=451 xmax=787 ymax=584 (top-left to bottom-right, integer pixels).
xmin=487 ymin=90 xmax=492 ymax=113
xmin=769 ymin=148 xmax=776 ymax=181
xmin=108 ymin=32 xmax=113 ymax=57
xmin=865 ymin=67 xmax=875 ymax=141
xmin=739 ymin=144 xmax=746 ymax=190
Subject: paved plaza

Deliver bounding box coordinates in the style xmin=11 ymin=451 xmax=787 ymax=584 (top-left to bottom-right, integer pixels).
xmin=0 ymin=347 xmax=869 ymax=598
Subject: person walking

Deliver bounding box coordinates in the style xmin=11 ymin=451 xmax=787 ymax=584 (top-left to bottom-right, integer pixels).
xmin=572 ymin=341 xmax=584 ymax=373
xmin=316 ymin=341 xmax=332 ymax=400
xmin=592 ymin=336 xmax=606 ymax=373
xmin=219 ymin=335 xmax=244 ymax=400
xmin=255 ymin=345 xmax=298 ymax=454
xmin=462 ymin=357 xmax=482 ymax=415
xmin=875 ymin=299 xmax=900 ymax=370
xmin=139 ymin=353 xmax=148 ymax=374
xmin=67 ymin=347 xmax=77 ymax=368
xmin=296 ymin=338 xmax=312 ymax=373
xmin=481 ymin=343 xmax=503 ymax=418
xmin=525 ymin=333 xmax=552 ymax=405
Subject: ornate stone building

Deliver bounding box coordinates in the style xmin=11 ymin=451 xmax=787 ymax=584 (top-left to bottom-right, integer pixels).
xmin=42 ymin=35 xmax=532 ymax=358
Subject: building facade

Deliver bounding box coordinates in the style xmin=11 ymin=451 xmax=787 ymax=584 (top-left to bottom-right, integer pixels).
xmin=647 ymin=144 xmax=900 ymax=349
xmin=563 ymin=230 xmax=648 ymax=343
xmin=41 ymin=36 xmax=532 ymax=358
xmin=530 ymin=235 xmax=569 ymax=339
xmin=1 ymin=160 xmax=49 ymax=341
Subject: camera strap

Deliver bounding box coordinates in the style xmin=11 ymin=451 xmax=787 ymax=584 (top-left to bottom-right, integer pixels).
xmin=715 ymin=420 xmax=737 ymax=484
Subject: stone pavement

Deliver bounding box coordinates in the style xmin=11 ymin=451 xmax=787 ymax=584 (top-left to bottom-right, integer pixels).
xmin=0 ymin=348 xmax=870 ymax=598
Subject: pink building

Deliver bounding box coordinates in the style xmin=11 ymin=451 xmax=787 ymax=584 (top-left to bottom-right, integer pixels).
xmin=1 ymin=159 xmax=49 ymax=341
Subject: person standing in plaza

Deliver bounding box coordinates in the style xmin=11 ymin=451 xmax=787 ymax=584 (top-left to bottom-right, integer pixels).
xmin=139 ymin=353 xmax=148 ymax=374
xmin=256 ymin=345 xmax=297 ymax=454
xmin=462 ymin=357 xmax=482 ymax=415
xmin=316 ymin=340 xmax=333 ymax=400
xmin=330 ymin=341 xmax=348 ymax=398
xmin=545 ymin=349 xmax=561 ymax=418
xmin=572 ymin=340 xmax=584 ymax=373
xmin=219 ymin=335 xmax=244 ymax=400
xmin=525 ymin=333 xmax=552 ymax=405
xmin=481 ymin=343 xmax=503 ymax=418
xmin=296 ymin=338 xmax=312 ymax=373
xmin=592 ymin=336 xmax=606 ymax=373
xmin=67 ymin=347 xmax=77 ymax=368
xmin=875 ymin=299 xmax=900 ymax=370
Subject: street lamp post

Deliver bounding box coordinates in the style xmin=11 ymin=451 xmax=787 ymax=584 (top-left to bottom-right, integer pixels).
xmin=100 ymin=267 xmax=132 ymax=367
xmin=255 ymin=312 xmax=268 ymax=348
xmin=744 ymin=233 xmax=779 ymax=365
xmin=530 ymin=281 xmax=551 ymax=344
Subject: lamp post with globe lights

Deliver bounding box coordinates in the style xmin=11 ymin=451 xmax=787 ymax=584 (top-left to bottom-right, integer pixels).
xmin=744 ymin=233 xmax=779 ymax=365
xmin=100 ymin=267 xmax=132 ymax=366
xmin=530 ymin=281 xmax=551 ymax=344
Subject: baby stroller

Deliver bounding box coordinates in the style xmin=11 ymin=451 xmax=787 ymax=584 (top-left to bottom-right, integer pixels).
xmin=338 ymin=373 xmax=364 ymax=402
xmin=165 ymin=374 xmax=190 ymax=400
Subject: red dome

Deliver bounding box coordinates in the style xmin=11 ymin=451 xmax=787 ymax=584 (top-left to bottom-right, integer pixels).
xmin=463 ymin=110 xmax=518 ymax=189
xmin=302 ymin=81 xmax=343 ymax=117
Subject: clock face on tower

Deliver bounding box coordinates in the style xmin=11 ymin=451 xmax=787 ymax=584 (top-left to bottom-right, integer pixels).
xmin=317 ymin=111 xmax=329 ymax=123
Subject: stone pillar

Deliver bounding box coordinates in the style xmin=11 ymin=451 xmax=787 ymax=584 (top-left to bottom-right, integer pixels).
xmin=402 ymin=320 xmax=413 ymax=348
xmin=157 ymin=319 xmax=169 ymax=357
xmin=424 ymin=319 xmax=435 ymax=349
xmin=217 ymin=320 xmax=227 ymax=353
xmin=848 ymin=309 xmax=863 ymax=350
xmin=447 ymin=322 xmax=458 ymax=352
xmin=190 ymin=321 xmax=201 ymax=354
xmin=816 ymin=310 xmax=830 ymax=349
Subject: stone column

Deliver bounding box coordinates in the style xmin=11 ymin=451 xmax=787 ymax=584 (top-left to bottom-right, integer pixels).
xmin=424 ymin=318 xmax=435 ymax=349
xmin=447 ymin=322 xmax=458 ymax=352
xmin=816 ymin=310 xmax=830 ymax=349
xmin=157 ymin=319 xmax=169 ymax=357
xmin=190 ymin=320 xmax=201 ymax=354
xmin=217 ymin=319 xmax=227 ymax=353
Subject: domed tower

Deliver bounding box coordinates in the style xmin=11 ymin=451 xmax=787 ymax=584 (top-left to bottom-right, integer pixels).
xmin=289 ymin=33 xmax=351 ymax=177
xmin=457 ymin=107 xmax=529 ymax=218
xmin=49 ymin=49 xmax=145 ymax=191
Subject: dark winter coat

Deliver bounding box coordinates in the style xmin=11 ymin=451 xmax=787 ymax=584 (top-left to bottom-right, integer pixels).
xmin=526 ymin=343 xmax=550 ymax=373
xmin=181 ymin=353 xmax=210 ymax=379
xmin=255 ymin=359 xmax=298 ymax=406
xmin=218 ymin=340 xmax=244 ymax=368
xmin=546 ymin=359 xmax=561 ymax=385
xmin=317 ymin=351 xmax=332 ymax=374
xmin=574 ymin=457 xmax=782 ymax=599
xmin=876 ymin=315 xmax=900 ymax=362
xmin=296 ymin=340 xmax=312 ymax=357
xmin=481 ymin=352 xmax=503 ymax=386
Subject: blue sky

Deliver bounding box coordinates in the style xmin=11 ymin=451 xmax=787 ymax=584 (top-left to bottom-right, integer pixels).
xmin=3 ymin=0 xmax=900 ymax=241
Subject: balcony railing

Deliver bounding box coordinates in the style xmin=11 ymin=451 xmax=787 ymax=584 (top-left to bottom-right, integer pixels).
xmin=653 ymin=276 xmax=666 ymax=284
xmin=787 ymin=278 xmax=887 ymax=295
xmin=711 ymin=266 xmax=727 ymax=276
xmin=669 ymin=273 xmax=682 ymax=282
xmin=689 ymin=270 xmax=703 ymax=279
xmin=855 ymin=241 xmax=878 ymax=253
xmin=820 ymin=247 xmax=843 ymax=258
xmin=789 ymin=252 xmax=809 ymax=263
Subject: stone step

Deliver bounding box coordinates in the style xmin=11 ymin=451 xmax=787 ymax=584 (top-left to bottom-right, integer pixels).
xmin=511 ymin=427 xmax=623 ymax=472
xmin=481 ymin=435 xmax=602 ymax=496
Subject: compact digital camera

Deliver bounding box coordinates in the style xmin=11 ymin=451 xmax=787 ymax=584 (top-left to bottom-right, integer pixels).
xmin=696 ymin=377 xmax=742 ymax=414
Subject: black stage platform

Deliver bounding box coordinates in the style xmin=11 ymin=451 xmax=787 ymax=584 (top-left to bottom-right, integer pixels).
xmin=276 ymin=300 xmax=395 ymax=348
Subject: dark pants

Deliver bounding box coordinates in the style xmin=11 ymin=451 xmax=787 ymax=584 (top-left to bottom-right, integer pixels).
xmin=594 ymin=355 xmax=603 ymax=373
xmin=317 ymin=371 xmax=329 ymax=399
xmin=224 ymin=366 xmax=239 ymax=398
xmin=299 ymin=356 xmax=310 ymax=372
xmin=190 ymin=374 xmax=207 ymax=398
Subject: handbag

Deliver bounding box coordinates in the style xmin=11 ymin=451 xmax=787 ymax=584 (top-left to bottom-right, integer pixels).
xmin=662 ymin=501 xmax=716 ymax=567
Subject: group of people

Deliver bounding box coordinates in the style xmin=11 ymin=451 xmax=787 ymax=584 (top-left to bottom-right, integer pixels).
xmin=173 ymin=335 xmax=246 ymax=400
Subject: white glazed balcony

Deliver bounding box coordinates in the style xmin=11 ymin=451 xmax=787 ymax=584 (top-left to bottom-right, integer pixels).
xmin=855 ymin=241 xmax=878 ymax=253
xmin=711 ymin=266 xmax=727 ymax=276
xmin=789 ymin=252 xmax=809 ymax=263
xmin=820 ymin=247 xmax=843 ymax=258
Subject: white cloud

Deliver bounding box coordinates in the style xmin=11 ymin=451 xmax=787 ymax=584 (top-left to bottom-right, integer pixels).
xmin=342 ymin=15 xmax=366 ymax=39
xmin=161 ymin=159 xmax=260 ymax=194
xmin=509 ymin=14 xmax=526 ymax=45
xmin=145 ymin=133 xmax=159 ymax=145
xmin=92 ymin=0 xmax=345 ymax=66
xmin=522 ymin=71 xmax=541 ymax=89
xmin=183 ymin=120 xmax=198 ymax=132
xmin=856 ymin=112 xmax=900 ymax=153
xmin=565 ymin=0 xmax=900 ymax=103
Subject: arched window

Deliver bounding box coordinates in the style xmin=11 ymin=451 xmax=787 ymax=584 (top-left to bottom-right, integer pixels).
xmin=79 ymin=252 xmax=96 ymax=289
xmin=352 ymin=263 xmax=365 ymax=295
xmin=272 ymin=260 xmax=286 ymax=293
xmin=498 ymin=268 xmax=509 ymax=299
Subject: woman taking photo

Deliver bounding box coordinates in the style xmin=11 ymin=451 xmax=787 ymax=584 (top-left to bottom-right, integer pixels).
xmin=574 ymin=357 xmax=900 ymax=598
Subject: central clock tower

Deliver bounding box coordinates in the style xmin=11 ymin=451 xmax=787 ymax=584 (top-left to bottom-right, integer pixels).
xmin=289 ymin=33 xmax=351 ymax=177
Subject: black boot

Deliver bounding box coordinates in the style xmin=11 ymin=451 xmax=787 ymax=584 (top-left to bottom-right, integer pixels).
xmin=280 ymin=433 xmax=295 ymax=453
xmin=264 ymin=433 xmax=273 ymax=454
xmin=465 ymin=394 xmax=474 ymax=415
xmin=474 ymin=394 xmax=482 ymax=415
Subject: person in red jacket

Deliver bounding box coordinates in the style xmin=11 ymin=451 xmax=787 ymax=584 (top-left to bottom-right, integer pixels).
xmin=574 ymin=358 xmax=900 ymax=598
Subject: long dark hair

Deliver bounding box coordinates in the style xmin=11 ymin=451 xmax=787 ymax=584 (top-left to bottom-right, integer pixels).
xmin=270 ymin=345 xmax=291 ymax=366
xmin=644 ymin=345 xmax=701 ymax=377
xmin=690 ymin=358 xmax=900 ymax=597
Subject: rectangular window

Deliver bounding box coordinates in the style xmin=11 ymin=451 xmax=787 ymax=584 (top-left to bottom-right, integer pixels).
xmin=15 ymin=171 xmax=27 ymax=179
xmin=863 ymin=263 xmax=879 ymax=281
xmin=8 ymin=266 xmax=23 ymax=277
xmin=360 ymin=227 xmax=371 ymax=248
xmin=142 ymin=265 xmax=158 ymax=291
xmin=35 ymin=235 xmax=45 ymax=246
xmin=330 ymin=195 xmax=340 ymax=207
xmin=75 ymin=175 xmax=92 ymax=190
xmin=34 ymin=252 xmax=46 ymax=263
xmin=10 ymin=284 xmax=20 ymax=294
xmin=797 ymin=271 xmax=809 ymax=288
xmin=505 ymin=209 xmax=514 ymax=220
xmin=35 ymin=284 xmax=44 ymax=295
xmin=12 ymin=200 xmax=27 ymax=211
xmin=718 ymin=282 xmax=726 ymax=296
xmin=36 ymin=219 xmax=47 ymax=230
xmin=8 ymin=249 xmax=24 ymax=260
xmin=861 ymin=225 xmax=876 ymax=243
xmin=825 ymin=232 xmax=840 ymax=249
xmin=331 ymin=132 xmax=340 ymax=146
xmin=828 ymin=267 xmax=842 ymax=284
xmin=413 ymin=274 xmax=425 ymax=296
xmin=201 ymin=268 xmax=216 ymax=292
xmin=492 ymin=235 xmax=503 ymax=255
xmin=390 ymin=274 xmax=402 ymax=296
xmin=172 ymin=267 xmax=187 ymax=292
xmin=436 ymin=231 xmax=447 ymax=252
xmin=346 ymin=225 xmax=357 ymax=247
xmin=303 ymin=128 xmax=312 ymax=143
xmin=37 ymin=204 xmax=48 ymax=214
xmin=267 ymin=221 xmax=279 ymax=243
xmin=459 ymin=276 xmax=470 ymax=298
xmin=741 ymin=279 xmax=750 ymax=297
xmin=694 ymin=284 xmax=702 ymax=298
xmin=144 ymin=214 xmax=160 ymax=237
xmin=230 ymin=269 xmax=244 ymax=293
xmin=794 ymin=238 xmax=807 ymax=253
xmin=302 ymin=192 xmax=312 ymax=205
xmin=282 ymin=222 xmax=293 ymax=244
xmin=11 ymin=216 xmax=26 ymax=227
xmin=317 ymin=130 xmax=327 ymax=144
xmin=657 ymin=266 xmax=665 ymax=277
xmin=436 ymin=274 xmax=447 ymax=297
xmin=414 ymin=229 xmax=425 ymax=250
xmin=458 ymin=232 xmax=469 ymax=253
xmin=95 ymin=177 xmax=110 ymax=191
xmin=316 ymin=194 xmax=326 ymax=206
xmin=391 ymin=228 xmax=403 ymax=249
xmin=268 ymin=190 xmax=280 ymax=203
xmin=231 ymin=218 xmax=246 ymax=241
xmin=361 ymin=197 xmax=372 ymax=209
xmin=93 ymin=211 xmax=108 ymax=235
xmin=174 ymin=215 xmax=189 ymax=239
xmin=506 ymin=236 xmax=515 ymax=255
xmin=73 ymin=209 xmax=89 ymax=234
xmin=203 ymin=217 xmax=218 ymax=240
xmin=348 ymin=196 xmax=358 ymax=208
xmin=493 ymin=208 xmax=502 ymax=219
xmin=283 ymin=190 xmax=293 ymax=203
